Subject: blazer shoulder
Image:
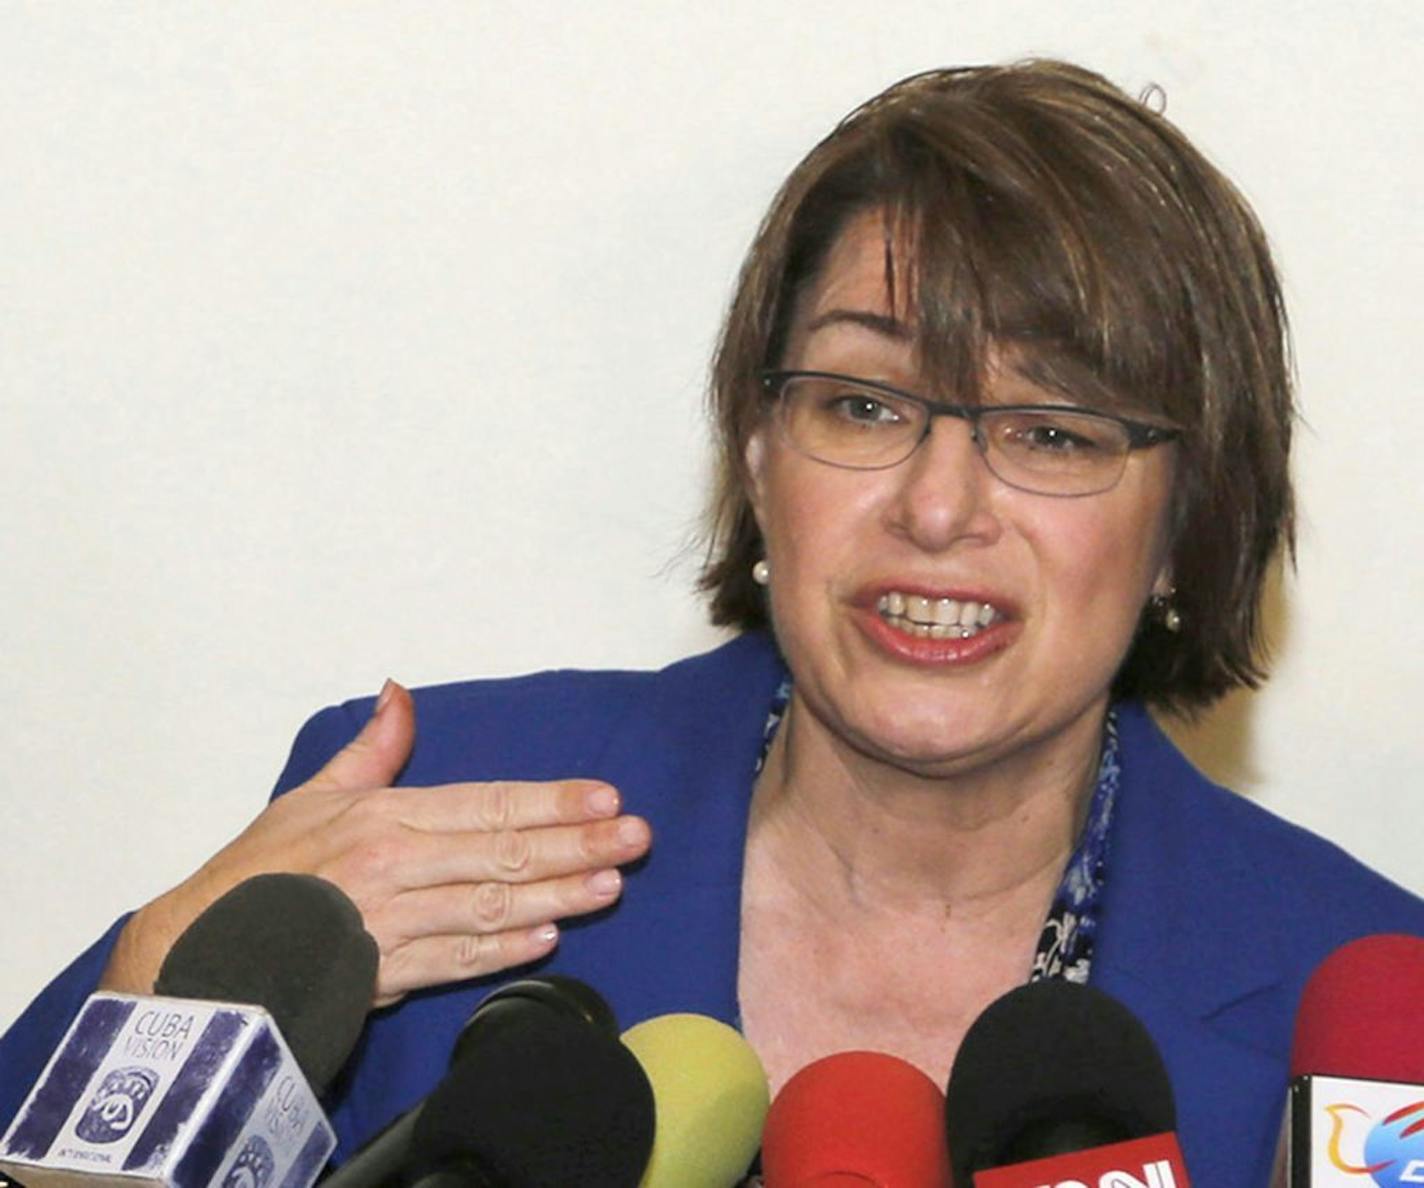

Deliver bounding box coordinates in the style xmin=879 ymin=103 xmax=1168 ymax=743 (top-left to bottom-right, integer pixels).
xmin=1102 ymin=702 xmax=1424 ymax=1041
xmin=1117 ymin=701 xmax=1424 ymax=935
xmin=270 ymin=631 xmax=782 ymax=795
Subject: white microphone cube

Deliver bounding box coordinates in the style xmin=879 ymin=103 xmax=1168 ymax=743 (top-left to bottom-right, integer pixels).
xmin=0 ymin=993 xmax=334 ymax=1188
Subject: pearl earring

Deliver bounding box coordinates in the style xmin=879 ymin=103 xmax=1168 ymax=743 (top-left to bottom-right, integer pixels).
xmin=752 ymin=559 xmax=770 ymax=586
xmin=1150 ymin=587 xmax=1182 ymax=633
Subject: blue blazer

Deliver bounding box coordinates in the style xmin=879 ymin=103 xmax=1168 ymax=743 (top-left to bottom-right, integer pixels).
xmin=4 ymin=632 xmax=1422 ymax=1188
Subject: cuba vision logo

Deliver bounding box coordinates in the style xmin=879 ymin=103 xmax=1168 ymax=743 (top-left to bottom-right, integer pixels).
xmin=1327 ymin=1100 xmax=1424 ymax=1185
xmin=220 ymin=1136 xmax=276 ymax=1188
xmin=75 ymin=1067 xmax=160 ymax=1143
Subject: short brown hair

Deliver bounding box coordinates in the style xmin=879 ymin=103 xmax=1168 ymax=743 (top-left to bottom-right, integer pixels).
xmin=699 ymin=60 xmax=1294 ymax=713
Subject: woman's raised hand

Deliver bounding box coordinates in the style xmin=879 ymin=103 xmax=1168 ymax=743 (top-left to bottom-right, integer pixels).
xmin=99 ymin=680 xmax=651 ymax=1007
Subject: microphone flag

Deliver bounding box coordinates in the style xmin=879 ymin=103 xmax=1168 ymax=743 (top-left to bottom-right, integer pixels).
xmin=971 ymin=1132 xmax=1190 ymax=1188
xmin=0 ymin=992 xmax=333 ymax=1188
xmin=1287 ymin=1073 xmax=1424 ymax=1187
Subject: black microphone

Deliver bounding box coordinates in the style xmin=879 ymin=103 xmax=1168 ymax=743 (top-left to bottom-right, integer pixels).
xmin=944 ymin=981 xmax=1190 ymax=1187
xmin=1 ymin=874 xmax=377 ymax=1188
xmin=322 ymin=976 xmax=654 ymax=1188
xmin=154 ymin=872 xmax=377 ymax=1093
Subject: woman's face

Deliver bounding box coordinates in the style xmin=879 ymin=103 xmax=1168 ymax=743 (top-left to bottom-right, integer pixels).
xmin=746 ymin=212 xmax=1177 ymax=778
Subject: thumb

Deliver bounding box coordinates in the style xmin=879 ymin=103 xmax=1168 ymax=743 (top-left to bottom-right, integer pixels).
xmin=309 ymin=678 xmax=416 ymax=793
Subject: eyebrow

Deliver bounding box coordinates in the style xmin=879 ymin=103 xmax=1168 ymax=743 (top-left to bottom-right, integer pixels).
xmin=803 ymin=309 xmax=914 ymax=340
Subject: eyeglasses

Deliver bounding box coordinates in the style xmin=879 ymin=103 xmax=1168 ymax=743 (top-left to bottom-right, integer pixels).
xmin=760 ymin=370 xmax=1181 ymax=497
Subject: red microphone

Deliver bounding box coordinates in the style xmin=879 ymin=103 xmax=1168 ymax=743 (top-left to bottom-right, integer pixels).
xmin=1283 ymin=933 xmax=1424 ymax=1187
xmin=760 ymin=1051 xmax=952 ymax=1187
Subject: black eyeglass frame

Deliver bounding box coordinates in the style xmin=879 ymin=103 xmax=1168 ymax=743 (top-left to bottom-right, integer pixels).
xmin=759 ymin=369 xmax=1182 ymax=491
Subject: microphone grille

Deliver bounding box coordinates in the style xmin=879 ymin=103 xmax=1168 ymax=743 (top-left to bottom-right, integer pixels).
xmin=620 ymin=1013 xmax=770 ymax=1188
xmin=1292 ymin=933 xmax=1424 ymax=1082
xmin=154 ymin=873 xmax=378 ymax=1091
xmin=413 ymin=1012 xmax=655 ymax=1187
xmin=944 ymin=981 xmax=1175 ymax=1185
xmin=761 ymin=1050 xmax=951 ymax=1186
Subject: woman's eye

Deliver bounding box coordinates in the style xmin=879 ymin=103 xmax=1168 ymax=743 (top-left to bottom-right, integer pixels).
xmin=1022 ymin=423 xmax=1094 ymax=451
xmin=827 ymin=394 xmax=902 ymax=425
xmin=999 ymin=414 xmax=1116 ymax=454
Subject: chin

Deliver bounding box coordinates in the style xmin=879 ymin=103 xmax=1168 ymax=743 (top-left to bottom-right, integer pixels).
xmin=836 ymin=697 xmax=1008 ymax=774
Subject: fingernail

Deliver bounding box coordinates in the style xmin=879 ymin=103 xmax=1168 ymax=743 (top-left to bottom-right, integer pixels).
xmin=375 ymin=679 xmax=396 ymax=714
xmin=586 ymin=785 xmax=618 ymax=817
xmin=617 ymin=817 xmax=648 ymax=847
xmin=531 ymin=923 xmax=558 ymax=945
xmin=587 ymin=869 xmax=622 ymax=897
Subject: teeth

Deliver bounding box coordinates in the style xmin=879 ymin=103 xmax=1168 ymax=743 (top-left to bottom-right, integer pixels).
xmin=933 ymin=598 xmax=961 ymax=626
xmin=875 ymin=590 xmax=1001 ymax=639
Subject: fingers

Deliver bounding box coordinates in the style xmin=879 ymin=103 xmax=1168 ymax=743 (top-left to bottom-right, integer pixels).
xmin=374 ymin=924 xmax=565 ymax=1006
xmin=389 ymin=777 xmax=625 ymax=834
xmin=355 ymin=810 xmax=650 ymax=1006
xmin=308 ymin=679 xmax=417 ymax=794
xmin=369 ymin=864 xmax=637 ymax=1004
xmin=380 ymin=814 xmax=648 ymax=890
xmin=370 ymin=866 xmax=626 ymax=942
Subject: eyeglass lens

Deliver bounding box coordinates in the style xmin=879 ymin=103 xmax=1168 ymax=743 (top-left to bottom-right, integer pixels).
xmin=777 ymin=375 xmax=1135 ymax=496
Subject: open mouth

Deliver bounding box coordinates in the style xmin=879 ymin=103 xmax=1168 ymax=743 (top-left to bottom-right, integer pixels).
xmin=876 ymin=591 xmax=1001 ymax=639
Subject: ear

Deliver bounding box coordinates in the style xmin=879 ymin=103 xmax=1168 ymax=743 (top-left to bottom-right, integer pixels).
xmin=743 ymin=428 xmax=769 ymax=523
xmin=1150 ymin=567 xmax=1175 ymax=599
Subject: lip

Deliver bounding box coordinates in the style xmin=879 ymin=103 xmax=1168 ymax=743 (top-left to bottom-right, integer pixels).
xmin=851 ymin=581 xmax=1022 ymax=667
xmin=856 ymin=581 xmax=1021 ymax=611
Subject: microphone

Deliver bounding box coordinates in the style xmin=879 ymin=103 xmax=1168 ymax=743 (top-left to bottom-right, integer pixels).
xmin=760 ymin=1050 xmax=952 ymax=1187
xmin=619 ymin=1012 xmax=770 ymax=1188
xmin=151 ymin=872 xmax=377 ymax=1092
xmin=943 ymin=981 xmax=1190 ymax=1188
xmin=323 ymin=976 xmax=654 ymax=1188
xmin=0 ymin=874 xmax=377 ymax=1188
xmin=1282 ymin=933 xmax=1424 ymax=1187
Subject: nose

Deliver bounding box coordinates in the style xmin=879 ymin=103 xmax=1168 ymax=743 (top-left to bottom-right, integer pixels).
xmin=883 ymin=415 xmax=1002 ymax=552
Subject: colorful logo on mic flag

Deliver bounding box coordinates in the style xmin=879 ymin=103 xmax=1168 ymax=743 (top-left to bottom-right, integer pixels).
xmin=1326 ymin=1099 xmax=1424 ymax=1185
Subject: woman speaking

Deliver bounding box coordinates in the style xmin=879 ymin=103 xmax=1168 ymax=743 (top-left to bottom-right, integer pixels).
xmin=3 ymin=59 xmax=1420 ymax=1188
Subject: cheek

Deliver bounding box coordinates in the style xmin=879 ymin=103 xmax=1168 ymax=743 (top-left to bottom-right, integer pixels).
xmin=1034 ymin=499 xmax=1169 ymax=618
xmin=757 ymin=458 xmax=882 ymax=578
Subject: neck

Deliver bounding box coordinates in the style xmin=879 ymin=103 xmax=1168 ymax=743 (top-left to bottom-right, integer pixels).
xmin=748 ymin=693 xmax=1107 ymax=915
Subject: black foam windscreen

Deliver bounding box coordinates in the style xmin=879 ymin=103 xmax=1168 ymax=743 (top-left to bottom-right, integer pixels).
xmin=410 ymin=1011 xmax=655 ymax=1188
xmin=452 ymin=974 xmax=619 ymax=1064
xmin=154 ymin=872 xmax=378 ymax=1091
xmin=944 ymin=980 xmax=1176 ymax=1186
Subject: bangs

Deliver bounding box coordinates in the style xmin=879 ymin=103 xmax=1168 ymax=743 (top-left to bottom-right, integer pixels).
xmin=867 ymin=116 xmax=1202 ymax=426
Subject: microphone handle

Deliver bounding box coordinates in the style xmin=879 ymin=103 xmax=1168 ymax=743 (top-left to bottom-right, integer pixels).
xmin=321 ymin=1104 xmax=423 ymax=1188
xmin=406 ymin=1160 xmax=503 ymax=1188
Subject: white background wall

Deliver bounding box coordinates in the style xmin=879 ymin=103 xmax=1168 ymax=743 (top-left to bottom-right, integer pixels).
xmin=2 ymin=2 xmax=1421 ymax=1034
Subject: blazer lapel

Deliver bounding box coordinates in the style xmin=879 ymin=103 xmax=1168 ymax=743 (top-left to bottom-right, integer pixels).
xmin=1093 ymin=702 xmax=1293 ymax=1188
xmin=548 ymin=632 xmax=786 ymax=1031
